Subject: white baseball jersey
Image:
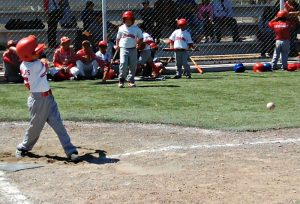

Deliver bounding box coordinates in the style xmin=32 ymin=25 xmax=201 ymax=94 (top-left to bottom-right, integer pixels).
xmin=116 ymin=24 xmax=143 ymax=48
xmin=142 ymin=32 xmax=154 ymax=50
xmin=95 ymin=51 xmax=111 ymax=63
xmin=20 ymin=60 xmax=50 ymax=93
xmin=169 ymin=29 xmax=193 ymax=49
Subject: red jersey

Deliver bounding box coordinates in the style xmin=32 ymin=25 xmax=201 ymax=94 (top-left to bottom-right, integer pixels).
xmin=3 ymin=49 xmax=21 ymax=66
xmin=76 ymin=49 xmax=105 ymax=67
xmin=268 ymin=20 xmax=294 ymax=40
xmin=53 ymin=47 xmax=77 ymax=69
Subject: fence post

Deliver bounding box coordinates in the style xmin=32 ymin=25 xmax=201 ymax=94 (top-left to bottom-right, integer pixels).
xmin=102 ymin=0 xmax=107 ymax=41
xmin=280 ymin=0 xmax=284 ymax=10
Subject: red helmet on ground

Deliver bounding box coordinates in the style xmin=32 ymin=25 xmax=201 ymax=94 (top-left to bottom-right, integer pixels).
xmin=122 ymin=11 xmax=135 ymax=21
xmin=106 ymin=69 xmax=117 ymax=80
xmin=177 ymin=18 xmax=188 ymax=27
xmin=277 ymin=10 xmax=288 ymax=18
xmin=253 ymin=63 xmax=265 ymax=72
xmin=287 ymin=63 xmax=298 ymax=71
xmin=16 ymin=35 xmax=45 ymax=62
xmin=98 ymin=41 xmax=108 ymax=47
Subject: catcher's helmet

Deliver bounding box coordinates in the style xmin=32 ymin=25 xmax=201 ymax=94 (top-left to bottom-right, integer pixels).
xmin=277 ymin=10 xmax=288 ymax=18
xmin=177 ymin=18 xmax=188 ymax=27
xmin=263 ymin=63 xmax=272 ymax=71
xmin=16 ymin=35 xmax=45 ymax=61
xmin=253 ymin=63 xmax=265 ymax=72
xmin=122 ymin=11 xmax=135 ymax=22
xmin=98 ymin=41 xmax=108 ymax=47
xmin=233 ymin=63 xmax=245 ymax=72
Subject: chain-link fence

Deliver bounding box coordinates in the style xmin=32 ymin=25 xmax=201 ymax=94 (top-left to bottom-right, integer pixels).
xmin=0 ymin=0 xmax=298 ymax=64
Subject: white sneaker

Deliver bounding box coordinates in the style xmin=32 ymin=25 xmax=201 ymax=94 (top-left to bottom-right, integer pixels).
xmin=128 ymin=82 xmax=136 ymax=88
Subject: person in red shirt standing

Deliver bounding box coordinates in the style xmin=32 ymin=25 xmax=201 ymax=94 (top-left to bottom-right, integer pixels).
xmin=49 ymin=37 xmax=80 ymax=80
xmin=2 ymin=40 xmax=23 ymax=83
xmin=76 ymin=40 xmax=99 ymax=79
xmin=269 ymin=10 xmax=294 ymax=70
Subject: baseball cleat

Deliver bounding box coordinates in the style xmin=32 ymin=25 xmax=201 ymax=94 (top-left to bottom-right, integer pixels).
xmin=15 ymin=149 xmax=28 ymax=158
xmin=68 ymin=152 xmax=80 ymax=162
xmin=173 ymin=75 xmax=182 ymax=79
xmin=118 ymin=82 xmax=125 ymax=88
xmin=128 ymin=82 xmax=136 ymax=88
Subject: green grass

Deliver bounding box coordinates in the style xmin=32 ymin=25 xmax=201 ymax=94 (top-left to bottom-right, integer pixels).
xmin=1 ymin=71 xmax=300 ymax=131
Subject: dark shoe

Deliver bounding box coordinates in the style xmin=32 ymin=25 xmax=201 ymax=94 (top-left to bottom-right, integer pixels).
xmin=186 ymin=75 xmax=192 ymax=79
xmin=173 ymin=75 xmax=182 ymax=79
xmin=16 ymin=149 xmax=28 ymax=158
xmin=68 ymin=152 xmax=80 ymax=162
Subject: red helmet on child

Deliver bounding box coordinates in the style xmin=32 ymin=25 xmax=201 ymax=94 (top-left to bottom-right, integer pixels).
xmin=277 ymin=10 xmax=288 ymax=18
xmin=16 ymin=35 xmax=45 ymax=61
xmin=98 ymin=41 xmax=108 ymax=47
xmin=122 ymin=11 xmax=135 ymax=22
xmin=177 ymin=18 xmax=188 ymax=27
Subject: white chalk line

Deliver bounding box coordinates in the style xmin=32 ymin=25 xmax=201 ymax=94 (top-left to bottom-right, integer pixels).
xmin=0 ymin=171 xmax=31 ymax=204
xmin=110 ymin=137 xmax=300 ymax=158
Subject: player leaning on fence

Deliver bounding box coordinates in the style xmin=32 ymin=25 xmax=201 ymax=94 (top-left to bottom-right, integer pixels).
xmin=269 ymin=10 xmax=294 ymax=70
xmin=169 ymin=18 xmax=194 ymax=79
xmin=116 ymin=11 xmax=143 ymax=88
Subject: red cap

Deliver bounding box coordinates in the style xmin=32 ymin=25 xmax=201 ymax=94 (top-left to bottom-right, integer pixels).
xmin=98 ymin=41 xmax=108 ymax=47
xmin=177 ymin=18 xmax=188 ymax=27
xmin=60 ymin=36 xmax=71 ymax=44
xmin=277 ymin=10 xmax=288 ymax=18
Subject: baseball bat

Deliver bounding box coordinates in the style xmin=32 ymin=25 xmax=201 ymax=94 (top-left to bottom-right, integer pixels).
xmin=112 ymin=49 xmax=119 ymax=61
xmin=189 ymin=57 xmax=203 ymax=74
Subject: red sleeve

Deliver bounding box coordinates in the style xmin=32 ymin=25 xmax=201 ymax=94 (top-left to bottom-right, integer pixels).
xmin=76 ymin=50 xmax=87 ymax=63
xmin=268 ymin=21 xmax=275 ymax=29
xmin=284 ymin=2 xmax=295 ymax=12
xmin=3 ymin=55 xmax=14 ymax=64
xmin=43 ymin=0 xmax=49 ymax=12
xmin=3 ymin=52 xmax=16 ymax=65
xmin=53 ymin=49 xmax=63 ymax=68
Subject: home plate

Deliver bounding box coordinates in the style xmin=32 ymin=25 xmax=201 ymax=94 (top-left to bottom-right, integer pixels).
xmin=0 ymin=163 xmax=44 ymax=172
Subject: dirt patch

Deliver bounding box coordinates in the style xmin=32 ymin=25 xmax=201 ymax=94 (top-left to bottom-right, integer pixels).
xmin=0 ymin=122 xmax=300 ymax=204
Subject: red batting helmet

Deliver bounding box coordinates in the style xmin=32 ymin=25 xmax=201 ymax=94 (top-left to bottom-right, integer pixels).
xmin=122 ymin=11 xmax=135 ymax=22
xmin=98 ymin=41 xmax=108 ymax=47
xmin=277 ymin=10 xmax=288 ymax=18
xmin=253 ymin=63 xmax=265 ymax=72
xmin=287 ymin=63 xmax=298 ymax=71
xmin=16 ymin=35 xmax=45 ymax=61
xmin=177 ymin=18 xmax=188 ymax=27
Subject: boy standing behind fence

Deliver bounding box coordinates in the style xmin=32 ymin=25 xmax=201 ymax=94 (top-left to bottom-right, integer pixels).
xmin=269 ymin=10 xmax=294 ymax=70
xmin=116 ymin=11 xmax=143 ymax=88
xmin=169 ymin=18 xmax=194 ymax=79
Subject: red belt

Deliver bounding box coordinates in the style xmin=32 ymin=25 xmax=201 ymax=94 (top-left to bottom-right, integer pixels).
xmin=31 ymin=89 xmax=52 ymax=97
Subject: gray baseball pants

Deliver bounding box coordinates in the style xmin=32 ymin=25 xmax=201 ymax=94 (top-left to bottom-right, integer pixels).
xmin=119 ymin=47 xmax=137 ymax=83
xmin=175 ymin=50 xmax=191 ymax=76
xmin=271 ymin=40 xmax=290 ymax=70
xmin=138 ymin=49 xmax=152 ymax=64
xmin=17 ymin=91 xmax=77 ymax=157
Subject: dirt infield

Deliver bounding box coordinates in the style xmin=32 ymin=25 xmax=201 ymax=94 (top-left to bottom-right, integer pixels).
xmin=0 ymin=122 xmax=300 ymax=204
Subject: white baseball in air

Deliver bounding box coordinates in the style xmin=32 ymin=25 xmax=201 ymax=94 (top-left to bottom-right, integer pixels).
xmin=266 ymin=102 xmax=275 ymax=110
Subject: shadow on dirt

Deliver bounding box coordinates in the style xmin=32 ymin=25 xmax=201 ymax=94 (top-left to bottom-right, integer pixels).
xmin=25 ymin=150 xmax=119 ymax=165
